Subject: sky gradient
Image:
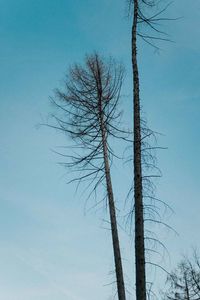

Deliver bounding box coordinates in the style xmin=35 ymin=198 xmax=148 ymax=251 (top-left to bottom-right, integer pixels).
xmin=0 ymin=0 xmax=200 ymax=299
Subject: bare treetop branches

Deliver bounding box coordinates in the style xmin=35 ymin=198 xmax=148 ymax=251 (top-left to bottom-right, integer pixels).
xmin=51 ymin=53 xmax=124 ymax=194
xmin=163 ymin=252 xmax=200 ymax=300
xmin=56 ymin=54 xmax=123 ymax=138
xmin=127 ymin=0 xmax=174 ymax=49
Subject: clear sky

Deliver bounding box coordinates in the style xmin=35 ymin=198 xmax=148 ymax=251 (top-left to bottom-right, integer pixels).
xmin=0 ymin=0 xmax=200 ymax=299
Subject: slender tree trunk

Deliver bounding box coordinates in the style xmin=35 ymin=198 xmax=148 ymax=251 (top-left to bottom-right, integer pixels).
xmin=102 ymin=129 xmax=126 ymax=300
xmin=184 ymin=273 xmax=190 ymax=300
xmin=99 ymin=105 xmax=126 ymax=300
xmin=132 ymin=1 xmax=147 ymax=300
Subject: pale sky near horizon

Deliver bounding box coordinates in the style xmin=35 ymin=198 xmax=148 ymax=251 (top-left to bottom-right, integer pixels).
xmin=0 ymin=0 xmax=200 ymax=299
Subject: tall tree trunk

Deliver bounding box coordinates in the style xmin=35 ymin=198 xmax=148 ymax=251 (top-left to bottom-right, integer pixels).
xmin=132 ymin=1 xmax=147 ymax=300
xmin=99 ymin=106 xmax=126 ymax=300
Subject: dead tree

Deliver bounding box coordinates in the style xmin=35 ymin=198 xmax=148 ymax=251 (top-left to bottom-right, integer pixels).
xmin=128 ymin=1 xmax=174 ymax=299
xmin=163 ymin=252 xmax=200 ymax=300
xmin=131 ymin=1 xmax=147 ymax=299
xmin=50 ymin=53 xmax=126 ymax=300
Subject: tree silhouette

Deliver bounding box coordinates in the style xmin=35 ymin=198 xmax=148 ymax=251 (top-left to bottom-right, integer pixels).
xmin=164 ymin=252 xmax=200 ymax=300
xmin=128 ymin=1 xmax=173 ymax=299
xmin=50 ymin=53 xmax=126 ymax=300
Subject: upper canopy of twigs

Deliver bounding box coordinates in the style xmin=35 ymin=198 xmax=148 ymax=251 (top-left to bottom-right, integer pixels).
xmin=50 ymin=53 xmax=126 ymax=195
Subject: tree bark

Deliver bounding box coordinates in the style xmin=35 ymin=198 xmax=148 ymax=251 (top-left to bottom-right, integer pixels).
xmin=132 ymin=1 xmax=147 ymax=300
xmin=102 ymin=131 xmax=126 ymax=300
xmin=99 ymin=98 xmax=126 ymax=300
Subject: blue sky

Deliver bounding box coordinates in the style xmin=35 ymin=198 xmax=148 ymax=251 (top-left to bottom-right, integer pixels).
xmin=0 ymin=0 xmax=200 ymax=299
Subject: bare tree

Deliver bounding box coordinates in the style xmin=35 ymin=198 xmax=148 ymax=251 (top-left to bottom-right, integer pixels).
xmin=132 ymin=2 xmax=147 ymax=299
xmin=127 ymin=1 xmax=173 ymax=300
xmin=50 ymin=53 xmax=126 ymax=300
xmin=163 ymin=252 xmax=200 ymax=300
